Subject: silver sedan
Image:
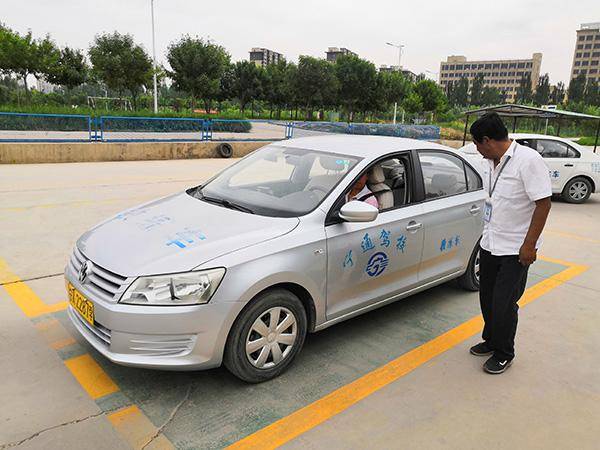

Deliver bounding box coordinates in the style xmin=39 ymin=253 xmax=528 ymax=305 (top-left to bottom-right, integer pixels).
xmin=65 ymin=135 xmax=485 ymax=382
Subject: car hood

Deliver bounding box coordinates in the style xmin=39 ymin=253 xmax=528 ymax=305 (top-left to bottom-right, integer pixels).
xmin=77 ymin=192 xmax=299 ymax=276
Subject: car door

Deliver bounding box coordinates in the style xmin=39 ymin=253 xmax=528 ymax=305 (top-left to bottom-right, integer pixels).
xmin=534 ymin=139 xmax=581 ymax=192
xmin=324 ymin=153 xmax=425 ymax=320
xmin=416 ymin=150 xmax=486 ymax=283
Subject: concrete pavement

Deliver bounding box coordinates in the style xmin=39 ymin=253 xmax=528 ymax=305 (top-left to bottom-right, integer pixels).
xmin=1 ymin=158 xmax=598 ymax=449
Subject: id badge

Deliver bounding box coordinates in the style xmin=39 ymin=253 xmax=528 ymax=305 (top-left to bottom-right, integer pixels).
xmin=483 ymin=199 xmax=493 ymax=223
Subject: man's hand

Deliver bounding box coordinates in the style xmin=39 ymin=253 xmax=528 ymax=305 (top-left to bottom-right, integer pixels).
xmin=519 ymin=243 xmax=537 ymax=266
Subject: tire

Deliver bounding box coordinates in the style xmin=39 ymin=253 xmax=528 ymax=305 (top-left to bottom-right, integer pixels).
xmin=217 ymin=143 xmax=233 ymax=158
xmin=458 ymin=244 xmax=480 ymax=291
xmin=561 ymin=177 xmax=592 ymax=204
xmin=224 ymin=289 xmax=307 ymax=383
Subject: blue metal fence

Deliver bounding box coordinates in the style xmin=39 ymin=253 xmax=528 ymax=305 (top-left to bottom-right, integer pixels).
xmin=0 ymin=112 xmax=440 ymax=143
xmin=99 ymin=116 xmax=207 ymax=142
xmin=0 ymin=112 xmax=92 ymax=142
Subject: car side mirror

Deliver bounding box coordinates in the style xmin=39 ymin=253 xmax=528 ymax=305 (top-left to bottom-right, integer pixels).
xmin=339 ymin=200 xmax=379 ymax=222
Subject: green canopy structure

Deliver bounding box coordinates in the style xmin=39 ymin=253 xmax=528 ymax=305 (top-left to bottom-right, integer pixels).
xmin=462 ymin=104 xmax=600 ymax=152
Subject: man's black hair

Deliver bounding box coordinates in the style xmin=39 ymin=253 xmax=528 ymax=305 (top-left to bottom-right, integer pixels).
xmin=469 ymin=112 xmax=508 ymax=142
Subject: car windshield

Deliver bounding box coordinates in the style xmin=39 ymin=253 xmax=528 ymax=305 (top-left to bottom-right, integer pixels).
xmin=193 ymin=145 xmax=360 ymax=217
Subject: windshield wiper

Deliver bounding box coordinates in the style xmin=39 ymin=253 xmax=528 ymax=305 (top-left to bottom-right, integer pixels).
xmin=201 ymin=195 xmax=254 ymax=214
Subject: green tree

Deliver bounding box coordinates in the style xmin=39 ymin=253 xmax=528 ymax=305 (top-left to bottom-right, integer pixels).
xmin=567 ymin=74 xmax=586 ymax=104
xmin=46 ymin=47 xmax=88 ymax=90
xmin=165 ymin=36 xmax=229 ymax=112
xmin=381 ymin=70 xmax=412 ymax=114
xmin=89 ymin=32 xmax=152 ymax=108
xmin=402 ymin=91 xmax=423 ymax=114
xmin=550 ymin=82 xmax=566 ymax=105
xmin=0 ymin=25 xmax=59 ymax=93
xmin=470 ymin=73 xmax=485 ymax=106
xmin=413 ymin=79 xmax=446 ymax=112
xmin=335 ymin=54 xmax=377 ymax=120
xmin=481 ymin=86 xmax=501 ymax=105
xmin=584 ymin=77 xmax=600 ymax=106
xmin=454 ymin=77 xmax=469 ymax=107
xmin=231 ymin=61 xmax=262 ymax=114
xmin=533 ymin=73 xmax=550 ymax=106
xmin=293 ymin=56 xmax=338 ymax=120
xmin=263 ymin=60 xmax=290 ymax=118
xmin=515 ymin=74 xmax=532 ymax=104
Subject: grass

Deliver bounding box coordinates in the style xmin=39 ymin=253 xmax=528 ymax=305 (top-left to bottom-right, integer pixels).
xmin=576 ymin=136 xmax=599 ymax=146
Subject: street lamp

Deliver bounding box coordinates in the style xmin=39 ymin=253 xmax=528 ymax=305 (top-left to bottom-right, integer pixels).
xmin=386 ymin=42 xmax=405 ymax=124
xmin=150 ymin=0 xmax=158 ymax=114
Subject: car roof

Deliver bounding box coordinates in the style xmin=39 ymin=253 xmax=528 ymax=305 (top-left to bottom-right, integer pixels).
xmin=276 ymin=135 xmax=449 ymax=158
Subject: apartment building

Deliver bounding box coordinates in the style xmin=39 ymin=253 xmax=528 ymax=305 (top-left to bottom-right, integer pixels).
xmin=249 ymin=48 xmax=284 ymax=67
xmin=439 ymin=53 xmax=542 ymax=102
xmin=325 ymin=47 xmax=357 ymax=63
xmin=570 ymin=22 xmax=600 ymax=83
xmin=379 ymin=65 xmax=418 ymax=82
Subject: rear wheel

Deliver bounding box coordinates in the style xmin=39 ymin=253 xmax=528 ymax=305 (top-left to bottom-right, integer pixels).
xmin=458 ymin=244 xmax=480 ymax=291
xmin=561 ymin=177 xmax=592 ymax=204
xmin=224 ymin=289 xmax=307 ymax=383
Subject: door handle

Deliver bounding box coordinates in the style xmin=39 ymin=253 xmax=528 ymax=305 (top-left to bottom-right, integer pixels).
xmin=469 ymin=205 xmax=481 ymax=215
xmin=564 ymin=163 xmax=574 ymax=167
xmin=406 ymin=221 xmax=422 ymax=232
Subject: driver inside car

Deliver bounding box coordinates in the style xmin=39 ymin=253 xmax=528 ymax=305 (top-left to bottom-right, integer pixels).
xmin=346 ymin=172 xmax=380 ymax=208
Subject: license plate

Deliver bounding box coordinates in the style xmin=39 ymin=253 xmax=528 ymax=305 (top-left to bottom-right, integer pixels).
xmin=68 ymin=282 xmax=94 ymax=326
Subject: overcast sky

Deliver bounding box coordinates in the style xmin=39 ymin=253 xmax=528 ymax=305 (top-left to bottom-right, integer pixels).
xmin=3 ymin=0 xmax=600 ymax=84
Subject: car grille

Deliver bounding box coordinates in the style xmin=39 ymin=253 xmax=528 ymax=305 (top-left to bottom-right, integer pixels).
xmin=69 ymin=247 xmax=128 ymax=302
xmin=70 ymin=307 xmax=112 ymax=347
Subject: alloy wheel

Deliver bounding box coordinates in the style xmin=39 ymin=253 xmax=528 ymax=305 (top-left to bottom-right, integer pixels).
xmin=569 ymin=181 xmax=588 ymax=201
xmin=245 ymin=307 xmax=297 ymax=369
xmin=474 ymin=250 xmax=481 ymax=282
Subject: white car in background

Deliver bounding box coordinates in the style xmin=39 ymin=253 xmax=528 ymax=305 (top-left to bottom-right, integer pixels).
xmin=459 ymin=133 xmax=600 ymax=204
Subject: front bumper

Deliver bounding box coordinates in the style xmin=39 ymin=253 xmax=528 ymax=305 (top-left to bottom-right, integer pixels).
xmin=65 ymin=266 xmax=244 ymax=371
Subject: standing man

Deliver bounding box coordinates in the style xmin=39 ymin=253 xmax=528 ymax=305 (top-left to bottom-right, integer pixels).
xmin=468 ymin=112 xmax=552 ymax=374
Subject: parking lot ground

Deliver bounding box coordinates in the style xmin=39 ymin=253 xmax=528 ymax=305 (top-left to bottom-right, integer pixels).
xmin=1 ymin=159 xmax=599 ymax=449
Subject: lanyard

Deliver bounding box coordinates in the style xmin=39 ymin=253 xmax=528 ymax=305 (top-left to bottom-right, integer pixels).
xmin=488 ymin=153 xmax=513 ymax=197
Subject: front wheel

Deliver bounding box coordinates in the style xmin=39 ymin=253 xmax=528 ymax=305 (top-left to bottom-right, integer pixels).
xmin=224 ymin=289 xmax=307 ymax=383
xmin=458 ymin=244 xmax=480 ymax=291
xmin=561 ymin=177 xmax=592 ymax=204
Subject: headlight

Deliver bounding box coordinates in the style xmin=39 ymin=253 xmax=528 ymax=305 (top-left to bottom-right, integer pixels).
xmin=120 ymin=268 xmax=225 ymax=306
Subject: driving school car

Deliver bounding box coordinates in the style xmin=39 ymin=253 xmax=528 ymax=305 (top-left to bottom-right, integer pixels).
xmin=459 ymin=133 xmax=600 ymax=204
xmin=65 ymin=135 xmax=485 ymax=383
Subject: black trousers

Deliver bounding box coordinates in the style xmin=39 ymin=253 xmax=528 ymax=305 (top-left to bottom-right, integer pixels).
xmin=479 ymin=247 xmax=529 ymax=361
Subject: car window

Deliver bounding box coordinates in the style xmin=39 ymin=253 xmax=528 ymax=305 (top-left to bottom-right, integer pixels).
xmin=565 ymin=146 xmax=580 ymax=158
xmin=465 ymin=164 xmax=482 ymax=191
xmin=198 ymin=145 xmax=360 ymax=217
xmin=537 ymin=139 xmax=569 ymax=158
xmin=516 ymin=139 xmax=537 ymax=151
xmin=418 ymin=151 xmax=468 ymax=199
xmin=342 ymin=156 xmax=411 ymax=212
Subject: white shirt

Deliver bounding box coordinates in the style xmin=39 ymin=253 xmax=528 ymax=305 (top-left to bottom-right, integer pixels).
xmin=480 ymin=140 xmax=552 ymax=256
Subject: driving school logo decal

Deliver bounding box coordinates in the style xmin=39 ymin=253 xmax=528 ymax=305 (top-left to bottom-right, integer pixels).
xmin=365 ymin=252 xmax=389 ymax=277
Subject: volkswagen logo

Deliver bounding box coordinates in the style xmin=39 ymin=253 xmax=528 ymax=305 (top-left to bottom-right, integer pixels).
xmin=78 ymin=260 xmax=94 ymax=283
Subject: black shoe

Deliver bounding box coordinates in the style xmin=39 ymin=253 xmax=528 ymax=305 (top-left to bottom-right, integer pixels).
xmin=470 ymin=342 xmax=493 ymax=356
xmin=483 ymin=356 xmax=513 ymax=374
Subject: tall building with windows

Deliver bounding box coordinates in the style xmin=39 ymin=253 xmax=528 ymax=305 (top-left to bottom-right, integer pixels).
xmin=249 ymin=48 xmax=284 ymax=67
xmin=570 ymin=22 xmax=600 ymax=83
xmin=379 ymin=65 xmax=418 ymax=82
xmin=325 ymin=47 xmax=357 ymax=63
xmin=439 ymin=53 xmax=542 ymax=102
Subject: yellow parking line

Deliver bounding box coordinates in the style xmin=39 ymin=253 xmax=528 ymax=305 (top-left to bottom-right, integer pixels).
xmin=0 ymin=259 xmax=68 ymax=316
xmin=2 ymin=257 xmax=177 ymax=448
xmin=227 ymin=260 xmax=588 ymax=450
xmin=64 ymin=354 xmax=119 ymax=399
xmin=108 ymin=405 xmax=174 ymax=450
